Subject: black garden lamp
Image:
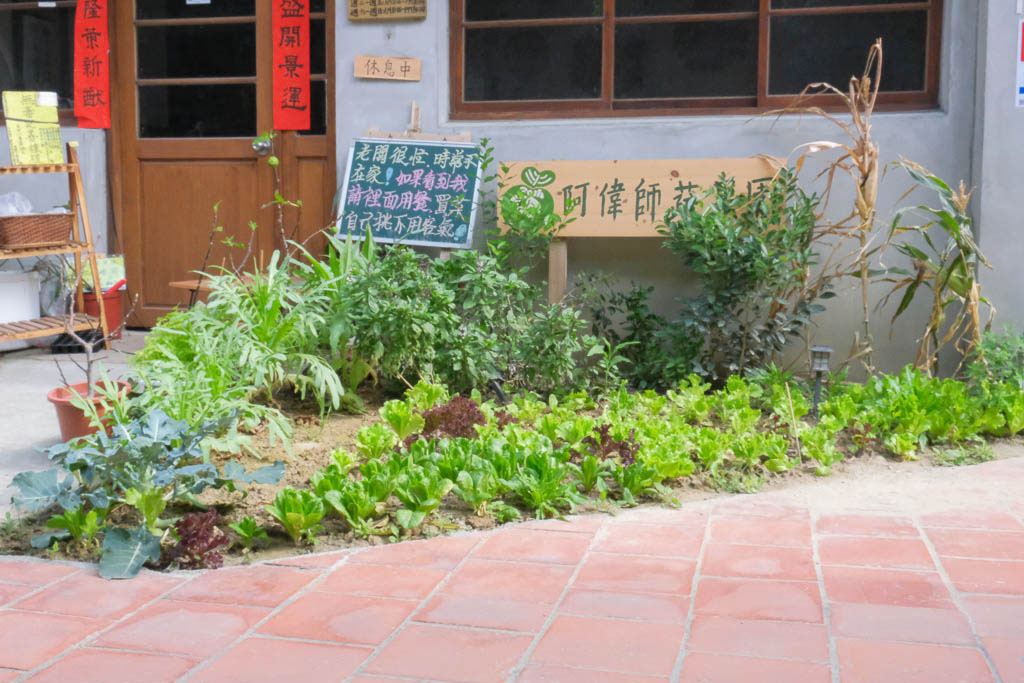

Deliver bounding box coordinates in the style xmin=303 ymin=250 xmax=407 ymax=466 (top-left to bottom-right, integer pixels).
xmin=810 ymin=346 xmax=833 ymax=417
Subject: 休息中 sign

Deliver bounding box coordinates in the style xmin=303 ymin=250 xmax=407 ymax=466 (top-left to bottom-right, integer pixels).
xmin=337 ymin=138 xmax=481 ymax=249
xmin=354 ymin=55 xmax=422 ymax=81
xmin=498 ymin=158 xmax=777 ymax=238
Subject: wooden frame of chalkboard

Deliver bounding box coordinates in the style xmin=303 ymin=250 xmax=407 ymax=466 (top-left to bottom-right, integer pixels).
xmin=336 ymin=137 xmax=482 ymax=250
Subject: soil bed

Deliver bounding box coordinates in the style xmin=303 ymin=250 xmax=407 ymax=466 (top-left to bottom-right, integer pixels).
xmin=3 ymin=399 xmax=1021 ymax=569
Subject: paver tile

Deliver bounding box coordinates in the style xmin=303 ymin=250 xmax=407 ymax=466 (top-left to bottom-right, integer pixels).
xmin=980 ymin=637 xmax=1024 ymax=682
xmin=264 ymin=550 xmax=348 ymax=569
xmin=524 ymin=515 xmax=608 ymax=533
xmin=815 ymin=513 xmax=918 ymax=537
xmin=835 ymin=638 xmax=993 ymax=683
xmin=960 ymin=595 xmax=1024 ymax=638
xmin=415 ymin=593 xmax=551 ymax=632
xmin=687 ymin=615 xmax=829 ymax=661
xmin=530 ymin=615 xmax=685 ymax=676
xmin=920 ymin=510 xmax=1024 ymax=531
xmin=701 ymin=543 xmax=816 ymax=580
xmin=574 ymin=553 xmax=696 ymax=595
xmin=817 ymin=536 xmax=935 ymax=569
xmin=0 ymin=560 xmax=78 ymax=586
xmin=443 ymin=559 xmax=574 ymax=603
xmin=678 ymin=652 xmax=830 ymax=683
xmin=17 ymin=572 xmax=181 ymax=620
xmin=709 ymin=517 xmax=811 ymax=547
xmin=821 ymin=566 xmax=953 ymax=608
xmin=927 ymin=529 xmax=1024 ymax=560
xmin=608 ymin=507 xmax=708 ymax=527
xmin=940 ymin=558 xmax=1024 ymax=595
xmin=558 ymin=588 xmax=690 ymax=623
xmin=188 ymin=637 xmax=372 ymax=682
xmin=259 ymin=592 xmax=417 ymax=645
xmin=0 ymin=583 xmax=36 ymax=607
xmin=711 ymin=501 xmax=810 ymax=521
xmin=518 ymin=664 xmax=667 ymax=682
xmin=94 ymin=600 xmax=268 ymax=657
xmin=168 ymin=565 xmax=317 ymax=607
xmin=318 ymin=563 xmax=447 ymax=600
xmin=472 ymin=528 xmax=591 ymax=565
xmin=829 ymin=602 xmax=975 ymax=645
xmin=364 ymin=623 xmax=532 ymax=681
xmin=0 ymin=669 xmax=19 ymax=682
xmin=28 ymin=648 xmax=196 ymax=683
xmin=693 ymin=578 xmax=823 ymax=623
xmin=0 ymin=611 xmax=104 ymax=671
xmin=592 ymin=523 xmax=704 ymax=558
xmin=348 ymin=534 xmax=479 ymax=570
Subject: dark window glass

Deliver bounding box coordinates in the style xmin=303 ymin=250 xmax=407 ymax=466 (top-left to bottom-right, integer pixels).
xmin=137 ymin=24 xmax=256 ymax=79
xmin=773 ymin=0 xmax=909 ymax=7
xmin=466 ymin=0 xmax=600 ymax=21
xmin=615 ymin=20 xmax=757 ymax=98
xmin=299 ymin=79 xmax=327 ymax=136
xmin=0 ymin=7 xmax=74 ymax=109
xmin=139 ymin=84 xmax=256 ymax=138
xmin=769 ymin=11 xmax=927 ymax=93
xmin=137 ymin=0 xmax=255 ymax=19
xmin=310 ymin=18 xmax=326 ymax=75
xmin=310 ymin=0 xmax=327 ymax=11
xmin=465 ymin=25 xmax=601 ymax=101
xmin=617 ymin=0 xmax=756 ymax=16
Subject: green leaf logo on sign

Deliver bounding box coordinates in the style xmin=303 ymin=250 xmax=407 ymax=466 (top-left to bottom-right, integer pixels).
xmin=522 ymin=166 xmax=556 ymax=188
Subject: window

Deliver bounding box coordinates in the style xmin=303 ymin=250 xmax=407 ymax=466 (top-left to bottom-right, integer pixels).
xmin=0 ymin=1 xmax=76 ymax=112
xmin=449 ymin=0 xmax=942 ymax=119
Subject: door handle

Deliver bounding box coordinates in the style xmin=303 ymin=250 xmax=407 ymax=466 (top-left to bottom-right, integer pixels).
xmin=252 ymin=139 xmax=272 ymax=155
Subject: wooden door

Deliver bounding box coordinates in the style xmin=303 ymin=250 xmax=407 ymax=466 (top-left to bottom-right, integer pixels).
xmin=111 ymin=1 xmax=335 ymax=327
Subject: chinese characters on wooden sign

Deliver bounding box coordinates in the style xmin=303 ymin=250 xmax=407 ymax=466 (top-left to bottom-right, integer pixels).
xmin=348 ymin=0 xmax=426 ymax=22
xmin=354 ymin=56 xmax=422 ymax=81
xmin=498 ymin=158 xmax=777 ymax=238
xmin=273 ymin=0 xmax=310 ymax=130
xmin=337 ymin=138 xmax=481 ymax=248
xmin=2 ymin=91 xmax=63 ymax=165
xmin=74 ymin=0 xmax=110 ymax=129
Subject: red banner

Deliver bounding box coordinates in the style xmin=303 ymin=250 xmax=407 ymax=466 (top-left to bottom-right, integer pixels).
xmin=73 ymin=0 xmax=110 ymax=129
xmin=273 ymin=1 xmax=310 ymax=131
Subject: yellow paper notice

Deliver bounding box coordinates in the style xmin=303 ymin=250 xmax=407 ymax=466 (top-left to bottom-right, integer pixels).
xmin=2 ymin=91 xmax=63 ymax=166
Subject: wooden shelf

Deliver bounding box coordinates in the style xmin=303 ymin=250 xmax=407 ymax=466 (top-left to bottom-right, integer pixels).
xmin=0 ymin=315 xmax=99 ymax=343
xmin=0 ymin=241 xmax=86 ymax=260
xmin=0 ymin=163 xmax=77 ymax=176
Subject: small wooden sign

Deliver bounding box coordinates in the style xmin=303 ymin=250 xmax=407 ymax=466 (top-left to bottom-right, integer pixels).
xmin=354 ymin=56 xmax=422 ymax=81
xmin=348 ymin=0 xmax=426 ymax=22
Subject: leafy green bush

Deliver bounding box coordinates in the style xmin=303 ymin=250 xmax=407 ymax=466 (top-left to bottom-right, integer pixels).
xmin=966 ymin=327 xmax=1024 ymax=389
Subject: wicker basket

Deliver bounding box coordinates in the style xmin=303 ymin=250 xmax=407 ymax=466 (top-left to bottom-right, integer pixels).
xmin=0 ymin=213 xmax=73 ymax=248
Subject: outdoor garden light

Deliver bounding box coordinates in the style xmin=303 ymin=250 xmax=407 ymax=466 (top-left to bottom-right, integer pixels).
xmin=810 ymin=346 xmax=833 ymax=417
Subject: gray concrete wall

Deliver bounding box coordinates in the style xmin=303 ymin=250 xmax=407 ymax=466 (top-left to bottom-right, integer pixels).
xmin=0 ymin=126 xmax=109 ymax=253
xmin=335 ymin=1 xmax=981 ymax=374
xmin=973 ymin=2 xmax=1024 ymax=333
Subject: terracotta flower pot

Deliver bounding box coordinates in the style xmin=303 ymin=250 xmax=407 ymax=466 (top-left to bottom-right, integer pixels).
xmin=46 ymin=381 xmax=131 ymax=442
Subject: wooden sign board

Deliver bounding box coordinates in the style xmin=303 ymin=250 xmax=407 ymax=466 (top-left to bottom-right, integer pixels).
xmin=336 ymin=137 xmax=482 ymax=249
xmin=354 ymin=56 xmax=422 ymax=81
xmin=348 ymin=0 xmax=425 ymax=21
xmin=498 ymin=157 xmax=777 ymax=238
xmin=2 ymin=91 xmax=62 ymax=166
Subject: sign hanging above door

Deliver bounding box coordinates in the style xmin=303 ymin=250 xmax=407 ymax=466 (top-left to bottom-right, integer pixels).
xmin=348 ymin=0 xmax=426 ymax=22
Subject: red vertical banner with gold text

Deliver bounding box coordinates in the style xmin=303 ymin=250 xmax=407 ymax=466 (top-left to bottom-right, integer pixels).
xmin=273 ymin=1 xmax=310 ymax=130
xmin=73 ymin=0 xmax=110 ymax=129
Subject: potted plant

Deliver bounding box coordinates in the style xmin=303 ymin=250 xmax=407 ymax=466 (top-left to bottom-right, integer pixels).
xmin=47 ymin=270 xmax=136 ymax=441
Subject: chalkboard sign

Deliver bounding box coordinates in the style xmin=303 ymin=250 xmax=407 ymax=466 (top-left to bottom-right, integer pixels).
xmin=336 ymin=138 xmax=481 ymax=249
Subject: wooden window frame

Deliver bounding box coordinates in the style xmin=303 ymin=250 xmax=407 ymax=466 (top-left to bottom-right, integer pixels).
xmin=449 ymin=0 xmax=943 ymax=120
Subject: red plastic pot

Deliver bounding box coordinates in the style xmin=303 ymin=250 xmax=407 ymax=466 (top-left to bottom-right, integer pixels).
xmin=47 ymin=381 xmax=131 ymax=442
xmin=83 ymin=289 xmax=123 ymax=340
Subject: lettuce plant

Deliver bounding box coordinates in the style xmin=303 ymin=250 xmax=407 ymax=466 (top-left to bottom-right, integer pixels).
xmin=394 ymin=467 xmax=454 ymax=531
xmin=355 ymin=423 xmax=398 ymax=460
xmin=324 ymin=480 xmax=381 ymax=538
xmin=380 ymin=400 xmax=426 ymax=441
xmin=265 ymin=489 xmax=325 ymax=544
